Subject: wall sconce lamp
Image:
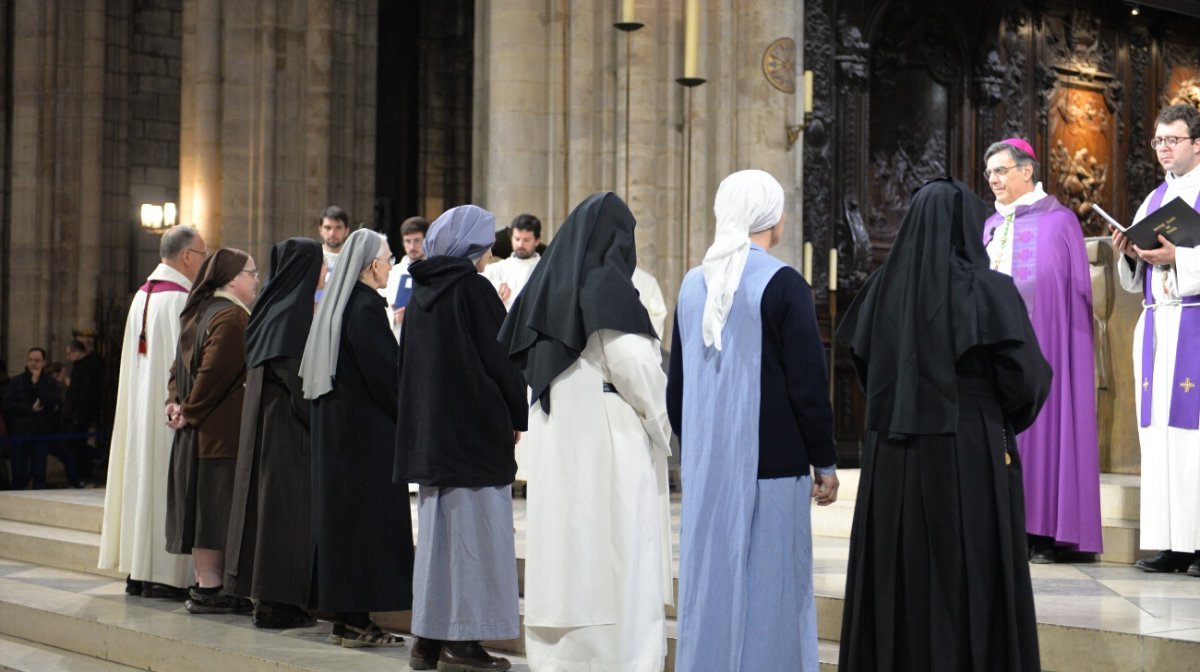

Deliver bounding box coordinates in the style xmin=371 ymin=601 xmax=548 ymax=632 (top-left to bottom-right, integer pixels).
xmin=140 ymin=202 xmax=177 ymax=233
xmin=786 ymin=70 xmax=815 ymax=150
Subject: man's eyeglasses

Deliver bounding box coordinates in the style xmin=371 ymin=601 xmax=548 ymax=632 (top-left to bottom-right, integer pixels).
xmin=184 ymin=247 xmax=206 ymax=258
xmin=1150 ymin=136 xmax=1196 ymax=150
xmin=983 ymin=164 xmax=1020 ymax=180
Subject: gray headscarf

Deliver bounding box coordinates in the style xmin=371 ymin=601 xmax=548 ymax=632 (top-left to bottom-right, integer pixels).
xmin=300 ymin=228 xmax=385 ymax=399
xmin=423 ymin=205 xmax=496 ymax=260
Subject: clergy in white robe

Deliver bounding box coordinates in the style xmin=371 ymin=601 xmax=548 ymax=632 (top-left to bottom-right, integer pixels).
xmin=1115 ymin=103 xmax=1200 ymax=575
xmin=632 ymin=267 xmax=668 ymax=340
xmin=499 ymin=193 xmax=673 ymax=672
xmin=483 ymin=214 xmax=542 ymax=310
xmin=99 ymin=226 xmax=205 ymax=592
xmin=379 ymin=215 xmax=429 ymax=341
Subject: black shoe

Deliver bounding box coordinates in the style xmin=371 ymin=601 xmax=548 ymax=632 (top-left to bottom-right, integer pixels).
xmin=438 ymin=641 xmax=511 ymax=672
xmin=410 ymin=637 xmax=444 ymax=670
xmin=1030 ymin=544 xmax=1058 ymax=564
xmin=1188 ymin=555 xmax=1200 ymax=578
xmin=1135 ymin=550 xmax=1195 ymax=573
xmin=251 ymin=601 xmax=317 ymax=629
xmin=185 ymin=586 xmax=254 ymax=614
xmin=142 ymin=582 xmax=189 ymax=600
xmin=125 ymin=576 xmax=143 ymax=596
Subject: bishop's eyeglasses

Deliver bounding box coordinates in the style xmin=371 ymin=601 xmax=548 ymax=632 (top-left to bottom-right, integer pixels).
xmin=1150 ymin=135 xmax=1196 ymax=150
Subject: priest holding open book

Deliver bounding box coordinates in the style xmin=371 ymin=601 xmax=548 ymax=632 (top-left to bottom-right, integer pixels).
xmin=1112 ymin=103 xmax=1200 ymax=578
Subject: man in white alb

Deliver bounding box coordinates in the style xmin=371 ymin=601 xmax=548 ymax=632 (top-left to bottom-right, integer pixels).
xmin=316 ymin=206 xmax=350 ymax=302
xmin=483 ymin=214 xmax=542 ymax=311
xmin=381 ymin=216 xmax=428 ymax=340
xmin=99 ymin=225 xmax=205 ymax=597
xmin=1112 ymin=103 xmax=1200 ymax=577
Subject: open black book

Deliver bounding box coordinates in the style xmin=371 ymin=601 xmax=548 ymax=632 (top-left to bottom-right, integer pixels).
xmin=1095 ymin=197 xmax=1200 ymax=250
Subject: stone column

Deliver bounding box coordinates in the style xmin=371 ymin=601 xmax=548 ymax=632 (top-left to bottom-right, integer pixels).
xmin=474 ymin=0 xmax=551 ymax=233
xmin=77 ymin=0 xmax=106 ymax=332
xmin=180 ymin=0 xmax=222 ymax=247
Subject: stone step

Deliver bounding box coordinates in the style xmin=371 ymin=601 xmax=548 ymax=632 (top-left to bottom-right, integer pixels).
xmin=0 ymin=489 xmax=104 ymax=534
xmin=0 ymin=520 xmax=122 ymax=580
xmin=0 ymin=557 xmax=837 ymax=672
xmin=0 ymin=633 xmax=142 ymax=672
xmin=0 ymin=566 xmax=530 ymax=672
xmin=1100 ymin=473 xmax=1140 ymax=520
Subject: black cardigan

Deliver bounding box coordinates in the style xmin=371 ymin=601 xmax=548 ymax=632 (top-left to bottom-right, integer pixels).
xmin=394 ymin=256 xmax=529 ymax=487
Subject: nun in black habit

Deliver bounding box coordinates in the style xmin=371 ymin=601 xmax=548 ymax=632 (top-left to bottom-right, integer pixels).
xmin=835 ymin=178 xmax=1051 ymax=672
xmin=224 ymin=237 xmax=323 ymax=629
xmin=300 ymin=228 xmax=410 ymax=648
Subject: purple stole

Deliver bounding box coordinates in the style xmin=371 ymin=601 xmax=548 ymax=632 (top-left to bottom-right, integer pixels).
xmin=136 ymin=279 xmax=189 ymax=355
xmin=1140 ymin=182 xmax=1200 ymax=428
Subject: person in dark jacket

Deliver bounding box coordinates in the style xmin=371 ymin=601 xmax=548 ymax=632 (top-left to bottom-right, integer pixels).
xmin=395 ymin=205 xmax=527 ymax=672
xmin=63 ymin=340 xmax=104 ymax=482
xmin=300 ymin=228 xmax=410 ymax=649
xmin=224 ymin=238 xmax=324 ymax=629
xmin=2 ymin=348 xmax=69 ymax=489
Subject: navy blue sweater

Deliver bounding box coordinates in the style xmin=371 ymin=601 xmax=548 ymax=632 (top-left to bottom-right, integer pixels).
xmin=667 ymin=266 xmax=837 ymax=478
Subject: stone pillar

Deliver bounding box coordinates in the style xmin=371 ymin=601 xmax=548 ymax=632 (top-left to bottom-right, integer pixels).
xmin=179 ymin=0 xmax=376 ymax=263
xmin=474 ymin=0 xmax=551 ymax=233
xmin=180 ymin=0 xmax=221 ymax=247
xmin=77 ymin=0 xmax=106 ymax=333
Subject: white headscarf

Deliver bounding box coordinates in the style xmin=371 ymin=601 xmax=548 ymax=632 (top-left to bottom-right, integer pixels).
xmin=701 ymin=169 xmax=785 ymax=350
xmin=300 ymin=228 xmax=385 ymax=399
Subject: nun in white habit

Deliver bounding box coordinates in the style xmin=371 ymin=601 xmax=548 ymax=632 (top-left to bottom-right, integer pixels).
xmin=498 ymin=192 xmax=673 ymax=672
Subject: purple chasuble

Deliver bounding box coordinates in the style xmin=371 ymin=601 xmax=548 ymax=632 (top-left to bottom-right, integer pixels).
xmin=982 ymin=196 xmax=1103 ymax=552
xmin=1139 ymin=183 xmax=1200 ymax=429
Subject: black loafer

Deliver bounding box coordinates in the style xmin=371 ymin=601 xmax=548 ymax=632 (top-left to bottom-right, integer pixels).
xmin=185 ymin=587 xmax=254 ymax=614
xmin=142 ymin=582 xmax=189 ymax=600
xmin=1029 ymin=545 xmax=1058 ymax=564
xmin=410 ymin=637 xmax=444 ymax=670
xmin=438 ymin=641 xmax=511 ymax=671
xmin=251 ymin=600 xmax=317 ymax=629
xmin=125 ymin=576 xmax=143 ymax=596
xmin=1135 ymin=550 xmax=1195 ymax=573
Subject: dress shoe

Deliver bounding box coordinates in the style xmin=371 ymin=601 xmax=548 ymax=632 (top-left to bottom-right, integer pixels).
xmin=1029 ymin=544 xmax=1057 ymax=564
xmin=1135 ymin=550 xmax=1195 ymax=573
xmin=185 ymin=586 xmax=254 ymax=614
xmin=125 ymin=576 xmax=143 ymax=596
xmin=410 ymin=637 xmax=444 ymax=670
xmin=251 ymin=601 xmax=317 ymax=629
xmin=142 ymin=582 xmax=189 ymax=600
xmin=438 ymin=641 xmax=511 ymax=672
xmin=1188 ymin=555 xmax=1200 ymax=578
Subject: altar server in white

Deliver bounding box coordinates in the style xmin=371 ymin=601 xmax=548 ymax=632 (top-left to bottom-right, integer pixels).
xmin=1114 ymin=103 xmax=1200 ymax=577
xmin=484 ymin=214 xmax=542 ymax=310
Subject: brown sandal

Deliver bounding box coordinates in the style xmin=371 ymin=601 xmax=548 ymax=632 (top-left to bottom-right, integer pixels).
xmin=340 ymin=622 xmax=406 ymax=648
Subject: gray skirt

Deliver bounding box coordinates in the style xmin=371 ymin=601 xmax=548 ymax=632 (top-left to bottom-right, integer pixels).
xmin=412 ymin=485 xmax=520 ymax=641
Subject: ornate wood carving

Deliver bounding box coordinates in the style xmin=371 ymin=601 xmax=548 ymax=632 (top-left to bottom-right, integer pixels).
xmin=802 ymin=0 xmax=835 ymax=288
xmin=1126 ymin=27 xmax=1156 ymax=215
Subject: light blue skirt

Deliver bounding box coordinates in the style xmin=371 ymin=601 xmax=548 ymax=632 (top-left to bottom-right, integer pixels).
xmin=412 ymin=485 xmax=521 ymax=641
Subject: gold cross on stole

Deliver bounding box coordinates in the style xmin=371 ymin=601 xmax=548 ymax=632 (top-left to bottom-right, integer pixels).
xmin=1180 ymin=378 xmax=1196 ymax=393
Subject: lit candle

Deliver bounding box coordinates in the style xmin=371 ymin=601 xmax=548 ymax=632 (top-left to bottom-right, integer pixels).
xmin=622 ymin=0 xmax=635 ymax=23
xmin=803 ymin=242 xmax=813 ymax=284
xmin=684 ymin=0 xmax=699 ymax=79
xmin=803 ymin=70 xmax=814 ymax=114
xmin=829 ymin=248 xmax=838 ymax=291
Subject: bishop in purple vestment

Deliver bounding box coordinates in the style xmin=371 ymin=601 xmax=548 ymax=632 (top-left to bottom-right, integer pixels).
xmin=982 ymin=138 xmax=1103 ymax=561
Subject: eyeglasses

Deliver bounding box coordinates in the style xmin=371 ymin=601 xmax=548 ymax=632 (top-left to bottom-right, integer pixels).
xmin=184 ymin=247 xmax=206 ymax=258
xmin=240 ymin=269 xmax=259 ymax=279
xmin=375 ymin=255 xmax=396 ymax=267
xmin=1150 ymin=136 xmax=1196 ymax=150
xmin=983 ymin=164 xmax=1020 ymax=180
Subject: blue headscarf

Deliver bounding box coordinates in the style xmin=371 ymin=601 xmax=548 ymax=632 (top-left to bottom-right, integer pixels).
xmin=423 ymin=205 xmax=496 ymax=260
